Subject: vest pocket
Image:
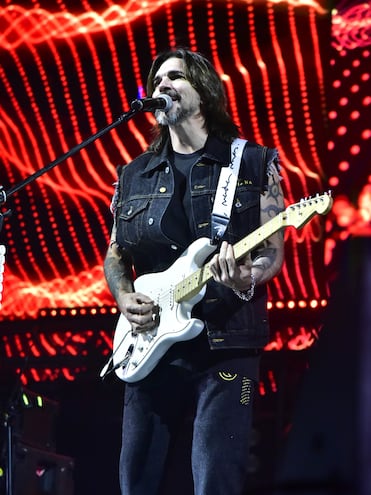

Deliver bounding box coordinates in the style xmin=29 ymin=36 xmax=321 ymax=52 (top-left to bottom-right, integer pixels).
xmin=227 ymin=196 xmax=260 ymax=244
xmin=117 ymin=198 xmax=150 ymax=246
xmin=233 ymin=195 xmax=259 ymax=214
xmin=118 ymin=198 xmax=150 ymax=220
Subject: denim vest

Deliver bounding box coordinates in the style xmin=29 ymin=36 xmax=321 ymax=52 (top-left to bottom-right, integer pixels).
xmin=114 ymin=135 xmax=278 ymax=350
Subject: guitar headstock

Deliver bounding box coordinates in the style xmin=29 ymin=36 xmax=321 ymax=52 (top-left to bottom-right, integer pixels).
xmin=283 ymin=192 xmax=333 ymax=229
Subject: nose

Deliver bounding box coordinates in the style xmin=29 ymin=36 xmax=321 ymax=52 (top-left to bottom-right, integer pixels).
xmin=157 ymin=76 xmax=172 ymax=92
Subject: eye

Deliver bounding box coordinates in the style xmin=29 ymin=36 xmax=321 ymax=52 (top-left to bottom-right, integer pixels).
xmin=152 ymin=76 xmax=160 ymax=88
xmin=152 ymin=70 xmax=187 ymax=88
xmin=168 ymin=71 xmax=186 ymax=81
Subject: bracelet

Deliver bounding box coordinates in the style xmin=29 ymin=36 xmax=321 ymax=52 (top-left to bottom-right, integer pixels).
xmin=233 ymin=273 xmax=256 ymax=301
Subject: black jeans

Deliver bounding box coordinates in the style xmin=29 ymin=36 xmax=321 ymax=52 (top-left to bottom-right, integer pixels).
xmin=119 ymin=334 xmax=260 ymax=495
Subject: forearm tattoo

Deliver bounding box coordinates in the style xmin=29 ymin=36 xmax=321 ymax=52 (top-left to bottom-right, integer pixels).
xmin=104 ymin=250 xmax=134 ymax=298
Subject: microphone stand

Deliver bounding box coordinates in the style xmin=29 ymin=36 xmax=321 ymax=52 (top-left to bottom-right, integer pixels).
xmin=0 ymin=107 xmax=137 ymax=231
xmin=0 ymin=106 xmax=138 ymax=495
xmin=2 ymin=386 xmax=19 ymax=495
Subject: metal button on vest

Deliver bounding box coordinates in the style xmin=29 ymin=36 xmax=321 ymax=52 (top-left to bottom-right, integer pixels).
xmin=159 ymin=186 xmax=167 ymax=193
xmin=165 ymin=166 xmax=170 ymax=174
xmin=148 ymin=218 xmax=154 ymax=225
xmin=127 ymin=206 xmax=133 ymax=215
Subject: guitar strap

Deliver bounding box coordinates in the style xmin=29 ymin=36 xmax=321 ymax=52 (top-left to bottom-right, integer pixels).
xmin=211 ymin=138 xmax=247 ymax=244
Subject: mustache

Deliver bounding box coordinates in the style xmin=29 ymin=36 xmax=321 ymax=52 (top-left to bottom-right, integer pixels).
xmin=161 ymin=91 xmax=180 ymax=101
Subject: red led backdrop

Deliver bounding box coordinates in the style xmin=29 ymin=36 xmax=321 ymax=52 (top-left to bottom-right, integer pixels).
xmin=0 ymin=0 xmax=370 ymax=383
xmin=326 ymin=1 xmax=371 ymax=261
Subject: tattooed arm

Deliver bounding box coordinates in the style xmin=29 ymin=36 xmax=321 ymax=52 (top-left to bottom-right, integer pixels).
xmin=252 ymin=171 xmax=285 ymax=285
xmin=104 ymin=224 xmax=156 ymax=333
xmin=209 ymin=170 xmax=285 ymax=291
xmin=104 ymin=224 xmax=135 ymax=302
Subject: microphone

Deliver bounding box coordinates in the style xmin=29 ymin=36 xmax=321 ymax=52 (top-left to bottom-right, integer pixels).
xmin=131 ymin=94 xmax=173 ymax=112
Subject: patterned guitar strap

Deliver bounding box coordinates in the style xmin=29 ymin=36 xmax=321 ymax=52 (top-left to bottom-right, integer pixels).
xmin=211 ymin=138 xmax=247 ymax=245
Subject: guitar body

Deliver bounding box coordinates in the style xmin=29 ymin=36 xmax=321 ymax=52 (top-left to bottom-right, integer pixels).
xmin=112 ymin=237 xmax=217 ymax=383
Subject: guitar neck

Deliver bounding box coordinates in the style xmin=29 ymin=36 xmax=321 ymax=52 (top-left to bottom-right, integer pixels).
xmin=175 ymin=212 xmax=284 ymax=302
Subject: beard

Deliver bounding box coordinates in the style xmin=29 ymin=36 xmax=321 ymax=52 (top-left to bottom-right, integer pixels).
xmin=154 ymin=98 xmax=200 ymax=127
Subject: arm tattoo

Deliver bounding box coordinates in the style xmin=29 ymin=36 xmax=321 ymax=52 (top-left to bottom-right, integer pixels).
xmin=262 ymin=179 xmax=284 ymax=218
xmin=104 ymin=250 xmax=134 ymax=299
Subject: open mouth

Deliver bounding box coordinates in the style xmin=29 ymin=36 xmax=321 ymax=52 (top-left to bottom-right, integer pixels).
xmin=164 ymin=92 xmax=180 ymax=102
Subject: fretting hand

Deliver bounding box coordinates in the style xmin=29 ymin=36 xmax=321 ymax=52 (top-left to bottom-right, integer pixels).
xmin=209 ymin=241 xmax=254 ymax=291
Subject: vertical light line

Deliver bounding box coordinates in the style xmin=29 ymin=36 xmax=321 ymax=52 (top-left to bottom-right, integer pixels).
xmin=165 ymin=0 xmax=177 ymax=48
xmin=123 ymin=10 xmax=156 ymax=142
xmin=102 ymin=28 xmax=147 ymax=160
xmin=185 ymin=0 xmax=198 ymax=52
xmin=308 ymin=6 xmax=328 ymax=176
xmin=144 ymin=7 xmax=158 ymax=60
xmin=206 ymin=2 xmax=241 ymax=130
xmin=227 ymin=1 xmax=260 ymax=140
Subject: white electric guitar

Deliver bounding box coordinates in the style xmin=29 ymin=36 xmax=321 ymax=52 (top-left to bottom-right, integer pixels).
xmin=102 ymin=193 xmax=333 ymax=383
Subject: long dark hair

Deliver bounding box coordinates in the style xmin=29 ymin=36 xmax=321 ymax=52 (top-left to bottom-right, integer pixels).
xmin=146 ymin=48 xmax=239 ymax=152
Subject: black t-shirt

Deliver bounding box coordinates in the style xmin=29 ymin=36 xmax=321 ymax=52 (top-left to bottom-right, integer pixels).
xmin=162 ymin=148 xmax=203 ymax=247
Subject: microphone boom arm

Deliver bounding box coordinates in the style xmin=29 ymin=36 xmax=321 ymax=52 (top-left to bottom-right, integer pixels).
xmin=0 ymin=108 xmax=137 ymax=213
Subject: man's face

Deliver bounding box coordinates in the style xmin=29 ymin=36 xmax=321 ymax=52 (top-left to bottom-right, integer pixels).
xmin=151 ymin=57 xmax=202 ymax=126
